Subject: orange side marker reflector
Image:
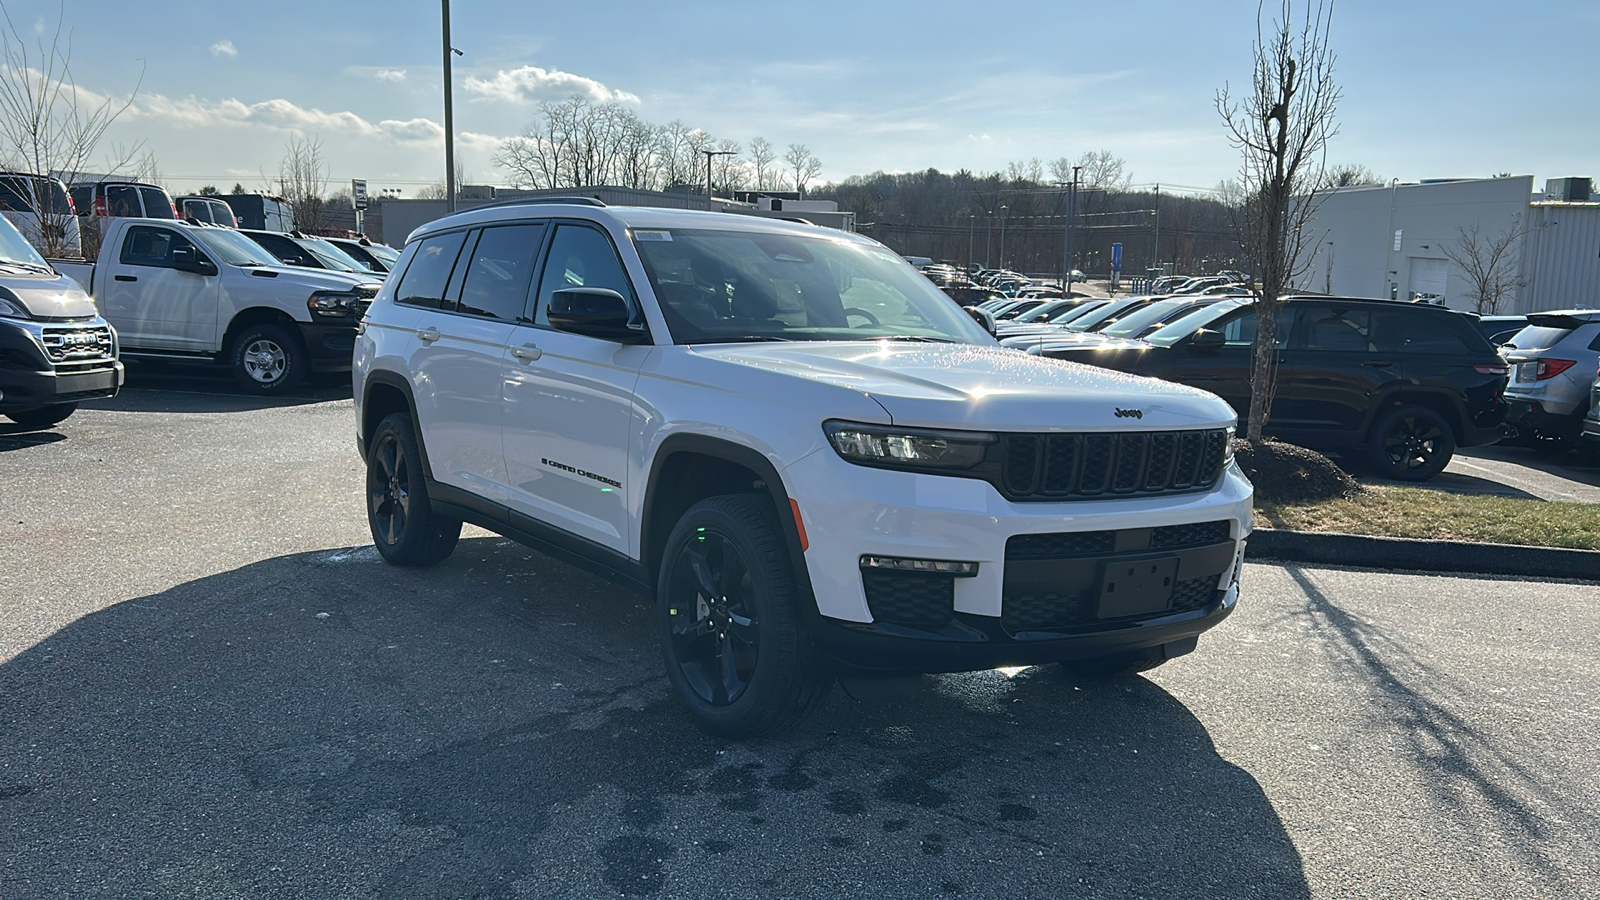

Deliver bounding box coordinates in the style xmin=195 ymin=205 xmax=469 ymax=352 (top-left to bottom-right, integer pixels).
xmin=789 ymin=498 xmax=809 ymax=552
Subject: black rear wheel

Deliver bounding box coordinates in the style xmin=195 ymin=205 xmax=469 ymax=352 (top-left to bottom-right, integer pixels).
xmin=1367 ymin=405 xmax=1455 ymax=481
xmin=366 ymin=413 xmax=461 ymax=566
xmin=658 ymin=494 xmax=830 ymax=738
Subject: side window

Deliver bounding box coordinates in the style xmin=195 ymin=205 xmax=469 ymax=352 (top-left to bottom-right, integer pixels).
xmin=532 ymin=224 xmax=634 ymax=326
xmin=139 ymin=188 xmax=174 ymax=219
xmin=119 ymin=226 xmax=195 ymax=268
xmin=255 ymin=233 xmax=304 ymax=264
xmin=1372 ymin=310 xmax=1470 ymax=354
xmin=0 ymin=179 xmax=26 ymax=211
xmin=1220 ymin=308 xmax=1295 ymax=347
xmin=1301 ymin=308 xmax=1373 ymax=352
xmin=456 ymin=224 xmax=545 ymax=320
xmin=70 ymin=186 xmax=91 ymax=214
xmin=105 ymin=186 xmax=140 ymax=217
xmin=394 ymin=231 xmax=468 ymax=310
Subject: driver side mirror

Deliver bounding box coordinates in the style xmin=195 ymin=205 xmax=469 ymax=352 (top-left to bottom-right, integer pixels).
xmin=1188 ymin=328 xmax=1226 ymax=351
xmin=549 ymin=287 xmax=649 ymax=343
xmin=170 ymin=245 xmax=216 ymax=276
xmin=963 ymin=304 xmax=998 ymax=338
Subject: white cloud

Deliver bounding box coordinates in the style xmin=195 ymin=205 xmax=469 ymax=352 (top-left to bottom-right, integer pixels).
xmin=125 ymin=93 xmax=455 ymax=145
xmin=462 ymin=65 xmax=639 ymax=105
xmin=374 ymin=69 xmax=406 ymax=83
xmin=210 ymin=40 xmax=238 ymax=58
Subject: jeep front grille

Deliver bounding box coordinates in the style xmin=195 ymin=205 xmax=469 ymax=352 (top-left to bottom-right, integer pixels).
xmin=998 ymin=428 xmax=1229 ymax=501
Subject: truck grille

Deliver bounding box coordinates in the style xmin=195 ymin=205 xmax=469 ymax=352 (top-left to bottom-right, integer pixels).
xmin=40 ymin=324 xmax=115 ymax=370
xmin=999 ymin=428 xmax=1229 ymax=501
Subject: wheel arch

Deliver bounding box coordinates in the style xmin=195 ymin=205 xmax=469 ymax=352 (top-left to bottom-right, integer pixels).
xmin=641 ymin=434 xmax=817 ymax=618
xmin=1366 ymin=388 xmax=1467 ymax=443
xmin=359 ymin=370 xmax=426 ymax=471
xmin=221 ymin=307 xmax=302 ymax=355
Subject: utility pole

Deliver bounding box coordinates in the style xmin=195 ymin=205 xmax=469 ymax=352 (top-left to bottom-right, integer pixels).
xmin=701 ymin=149 xmax=735 ymax=208
xmin=967 ymin=215 xmax=975 ymax=268
xmin=1152 ymin=183 xmax=1161 ymax=275
xmin=985 ymin=211 xmax=993 ymax=268
xmin=998 ymin=205 xmax=1008 ymax=269
xmin=1065 ymin=165 xmax=1081 ymax=294
xmin=441 ymin=0 xmax=460 ymax=213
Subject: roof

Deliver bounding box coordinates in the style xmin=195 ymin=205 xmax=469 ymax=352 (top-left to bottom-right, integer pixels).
xmin=408 ymin=202 xmax=877 ymax=246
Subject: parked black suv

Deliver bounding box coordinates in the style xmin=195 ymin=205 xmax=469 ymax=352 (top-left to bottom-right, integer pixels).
xmin=1033 ymin=296 xmax=1509 ymax=480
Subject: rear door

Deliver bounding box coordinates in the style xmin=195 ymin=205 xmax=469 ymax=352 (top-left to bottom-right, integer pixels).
xmin=501 ymin=221 xmax=649 ymax=553
xmin=99 ymin=224 xmax=221 ymax=350
xmin=1274 ymin=303 xmax=1394 ymax=439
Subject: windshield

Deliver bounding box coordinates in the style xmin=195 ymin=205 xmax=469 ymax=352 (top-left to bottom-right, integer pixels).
xmin=366 ymin=244 xmax=400 ymax=264
xmin=298 ymin=237 xmax=367 ymax=272
xmin=0 ymin=215 xmax=48 ymax=267
xmin=1067 ymin=298 xmax=1151 ymax=332
xmin=1011 ymin=299 xmax=1074 ymax=322
xmin=191 ymin=227 xmax=283 ymax=267
xmin=633 ymin=228 xmax=993 ymax=344
xmin=1144 ymin=298 xmax=1253 ymax=346
xmin=1100 ymin=298 xmax=1206 ymax=337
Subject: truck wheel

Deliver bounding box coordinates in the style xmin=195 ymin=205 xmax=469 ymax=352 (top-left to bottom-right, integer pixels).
xmin=366 ymin=413 xmax=461 ymax=567
xmin=5 ymin=403 xmax=77 ymax=429
xmin=657 ymin=494 xmax=831 ymax=738
xmin=230 ymin=324 xmax=302 ymax=392
xmin=1061 ymin=647 xmax=1167 ymax=679
xmin=1366 ymin=405 xmax=1455 ymax=481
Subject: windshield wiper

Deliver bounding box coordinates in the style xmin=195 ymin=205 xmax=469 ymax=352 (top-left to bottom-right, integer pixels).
xmin=693 ymin=335 xmax=798 ymax=344
xmin=0 ymin=259 xmax=52 ymax=273
xmin=859 ymin=335 xmax=960 ymax=343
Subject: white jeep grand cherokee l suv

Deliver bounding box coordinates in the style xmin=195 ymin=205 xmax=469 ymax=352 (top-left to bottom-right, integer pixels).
xmin=353 ymin=200 xmax=1253 ymax=737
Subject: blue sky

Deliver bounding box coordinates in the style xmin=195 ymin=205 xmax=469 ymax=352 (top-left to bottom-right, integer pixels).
xmin=6 ymin=0 xmax=1597 ymax=198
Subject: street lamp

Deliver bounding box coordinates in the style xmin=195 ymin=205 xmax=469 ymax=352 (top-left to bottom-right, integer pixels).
xmin=985 ymin=211 xmax=993 ymax=268
xmin=701 ymin=149 xmax=735 ymax=207
xmin=968 ymin=215 xmax=975 ymax=268
xmin=441 ymin=0 xmax=464 ymax=212
xmin=998 ymin=205 xmax=1008 ymax=269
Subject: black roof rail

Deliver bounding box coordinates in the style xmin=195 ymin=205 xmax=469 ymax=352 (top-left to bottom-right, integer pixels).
xmin=457 ymin=196 xmax=607 ymax=212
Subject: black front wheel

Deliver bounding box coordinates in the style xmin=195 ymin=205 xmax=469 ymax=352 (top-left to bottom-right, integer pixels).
xmin=366 ymin=413 xmax=461 ymax=567
xmin=657 ymin=494 xmax=831 ymax=738
xmin=1366 ymin=405 xmax=1456 ymax=481
xmin=5 ymin=403 xmax=77 ymax=429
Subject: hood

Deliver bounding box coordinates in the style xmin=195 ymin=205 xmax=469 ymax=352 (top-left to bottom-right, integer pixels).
xmin=1001 ymin=330 xmax=1148 ymax=353
xmin=2 ymin=270 xmax=98 ymax=318
xmin=691 ymin=340 xmax=1235 ymax=432
xmin=247 ymin=265 xmax=381 ymax=291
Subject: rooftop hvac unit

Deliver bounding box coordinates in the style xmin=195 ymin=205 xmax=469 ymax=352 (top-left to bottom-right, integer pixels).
xmin=1544 ymin=177 xmax=1593 ymax=202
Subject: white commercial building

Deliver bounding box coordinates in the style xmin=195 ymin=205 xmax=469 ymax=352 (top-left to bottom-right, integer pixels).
xmin=1295 ymin=175 xmax=1600 ymax=314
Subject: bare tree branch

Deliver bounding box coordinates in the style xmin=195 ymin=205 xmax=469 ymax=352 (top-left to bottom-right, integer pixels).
xmin=1440 ymin=217 xmax=1525 ymax=315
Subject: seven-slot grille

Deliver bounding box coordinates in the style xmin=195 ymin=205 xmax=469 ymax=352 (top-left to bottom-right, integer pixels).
xmin=40 ymin=324 xmax=115 ymax=370
xmin=1000 ymin=428 xmax=1229 ymax=500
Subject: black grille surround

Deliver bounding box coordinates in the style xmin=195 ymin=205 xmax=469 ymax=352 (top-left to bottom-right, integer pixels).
xmin=998 ymin=429 xmax=1230 ymax=501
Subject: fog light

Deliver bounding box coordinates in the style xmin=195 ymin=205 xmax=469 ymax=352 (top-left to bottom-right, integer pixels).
xmin=860 ymin=555 xmax=978 ymax=576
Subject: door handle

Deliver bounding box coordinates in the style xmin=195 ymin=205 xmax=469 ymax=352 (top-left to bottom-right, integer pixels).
xmin=416 ymin=327 xmax=440 ymax=343
xmin=113 ymin=275 xmax=137 ymax=282
xmin=1362 ymin=360 xmax=1394 ymax=368
xmin=512 ymin=343 xmax=542 ymax=361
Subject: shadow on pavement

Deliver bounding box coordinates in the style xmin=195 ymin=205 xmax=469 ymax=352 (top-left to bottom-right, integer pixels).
xmin=81 ymin=360 xmax=352 ymax=414
xmin=1362 ymin=469 xmax=1542 ymax=500
xmin=0 ymin=426 xmax=67 ymax=452
xmin=0 ymin=538 xmax=1307 ymax=898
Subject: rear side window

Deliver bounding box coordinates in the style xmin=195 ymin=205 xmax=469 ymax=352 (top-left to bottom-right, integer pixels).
xmin=1505 ymin=325 xmax=1574 ymax=351
xmin=106 ymin=186 xmax=140 ymax=217
xmin=395 ymin=231 xmax=468 ymax=309
xmin=1299 ymin=307 xmax=1372 ymax=351
xmin=0 ymin=177 xmax=69 ymax=214
xmin=455 ymin=224 xmax=545 ymax=320
xmin=0 ymin=178 xmax=28 ymax=211
xmin=139 ymin=187 xmax=174 ymax=219
xmin=532 ymin=225 xmax=634 ymax=326
xmin=1371 ymin=309 xmax=1472 ymax=354
xmin=70 ymin=186 xmax=92 ymax=213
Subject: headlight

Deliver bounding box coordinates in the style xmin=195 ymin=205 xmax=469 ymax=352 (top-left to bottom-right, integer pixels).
xmin=0 ymin=296 xmax=27 ymax=319
xmin=824 ymin=420 xmax=995 ymax=470
xmin=307 ymin=290 xmax=361 ymax=318
xmin=1224 ymin=425 xmax=1238 ymax=466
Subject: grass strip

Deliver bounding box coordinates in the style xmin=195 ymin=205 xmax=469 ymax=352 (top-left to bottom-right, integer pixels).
xmin=1254 ymin=484 xmax=1600 ymax=550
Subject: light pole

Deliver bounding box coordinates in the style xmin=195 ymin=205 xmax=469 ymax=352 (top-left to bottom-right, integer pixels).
xmin=998 ymin=205 xmax=1008 ymax=269
xmin=985 ymin=211 xmax=993 ymax=268
xmin=701 ymin=149 xmax=735 ymax=207
xmin=967 ymin=215 xmax=975 ymax=268
xmin=1065 ymin=166 xmax=1080 ymax=294
xmin=441 ymin=0 xmax=462 ymax=213
xmin=1151 ymin=183 xmax=1161 ymax=275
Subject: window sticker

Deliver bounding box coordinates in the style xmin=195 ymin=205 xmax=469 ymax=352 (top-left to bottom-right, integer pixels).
xmin=634 ymin=230 xmax=672 ymax=242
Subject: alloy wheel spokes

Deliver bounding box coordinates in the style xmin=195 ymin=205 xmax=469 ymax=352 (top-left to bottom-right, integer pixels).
xmin=668 ymin=527 xmax=759 ymax=707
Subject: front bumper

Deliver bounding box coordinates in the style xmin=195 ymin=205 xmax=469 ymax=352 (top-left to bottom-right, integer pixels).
xmin=296 ymin=321 xmax=358 ymax=373
xmin=783 ymin=449 xmax=1253 ymax=671
xmin=0 ymin=318 xmax=122 ymax=411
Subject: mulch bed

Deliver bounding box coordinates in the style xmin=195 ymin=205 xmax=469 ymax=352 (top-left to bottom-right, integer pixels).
xmin=1234 ymin=439 xmax=1362 ymax=504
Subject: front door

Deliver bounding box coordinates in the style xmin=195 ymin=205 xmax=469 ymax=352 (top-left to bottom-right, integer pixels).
xmin=501 ymin=222 xmax=650 ymax=554
xmin=99 ymin=225 xmax=220 ymax=351
xmin=1273 ymin=304 xmax=1396 ymax=441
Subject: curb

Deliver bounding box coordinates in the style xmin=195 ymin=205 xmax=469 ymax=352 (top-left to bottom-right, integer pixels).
xmin=1247 ymin=528 xmax=1600 ymax=581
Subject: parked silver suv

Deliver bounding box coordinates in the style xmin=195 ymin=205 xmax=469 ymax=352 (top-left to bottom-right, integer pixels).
xmin=1501 ymin=311 xmax=1600 ymax=450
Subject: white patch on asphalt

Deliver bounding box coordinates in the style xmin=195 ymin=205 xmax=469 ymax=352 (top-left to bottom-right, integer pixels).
xmin=312 ymin=545 xmax=381 ymax=565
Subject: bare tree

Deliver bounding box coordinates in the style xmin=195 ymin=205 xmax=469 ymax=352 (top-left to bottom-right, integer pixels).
xmin=0 ymin=1 xmax=143 ymax=255
xmin=1216 ymin=0 xmax=1340 ymax=442
xmin=784 ymin=143 xmax=822 ymax=197
xmin=1440 ymin=218 xmax=1524 ymax=315
xmin=711 ymin=138 xmax=745 ymax=196
xmin=1074 ymin=150 xmax=1132 ymax=193
xmin=271 ymin=135 xmax=331 ymax=232
xmin=748 ymin=136 xmax=776 ymax=191
xmin=1323 ymin=162 xmax=1380 ymax=187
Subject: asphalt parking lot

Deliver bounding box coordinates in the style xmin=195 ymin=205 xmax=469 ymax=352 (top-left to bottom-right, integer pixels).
xmin=2 ymin=374 xmax=1597 ymax=899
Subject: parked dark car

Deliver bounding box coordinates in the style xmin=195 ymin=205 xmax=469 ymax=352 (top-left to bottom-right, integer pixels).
xmin=1034 ymin=296 xmax=1509 ymax=480
xmin=1473 ymin=314 xmax=1529 ymax=347
xmin=240 ymin=229 xmax=370 ymax=273
xmin=325 ymin=237 xmax=400 ymax=273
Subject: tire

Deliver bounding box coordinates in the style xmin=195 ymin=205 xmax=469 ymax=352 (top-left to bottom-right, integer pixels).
xmin=657 ymin=494 xmax=831 ymax=738
xmin=1366 ymin=405 xmax=1456 ymax=481
xmin=366 ymin=413 xmax=461 ymax=567
xmin=1060 ymin=647 xmax=1168 ymax=680
xmin=5 ymin=403 xmax=77 ymax=429
xmin=230 ymin=323 xmax=303 ymax=392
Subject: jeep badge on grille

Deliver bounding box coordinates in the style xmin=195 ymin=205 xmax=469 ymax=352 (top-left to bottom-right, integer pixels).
xmin=1114 ymin=408 xmax=1143 ymax=419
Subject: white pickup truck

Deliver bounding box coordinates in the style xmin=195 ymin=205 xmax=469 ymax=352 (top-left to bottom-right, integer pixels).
xmin=54 ymin=218 xmax=382 ymax=391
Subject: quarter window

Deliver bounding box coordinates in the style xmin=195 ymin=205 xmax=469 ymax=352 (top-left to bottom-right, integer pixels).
xmin=105 ymin=186 xmax=140 ymax=217
xmin=532 ymin=225 xmax=634 ymax=326
xmin=456 ymin=224 xmax=545 ymax=320
xmin=394 ymin=231 xmax=468 ymax=310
